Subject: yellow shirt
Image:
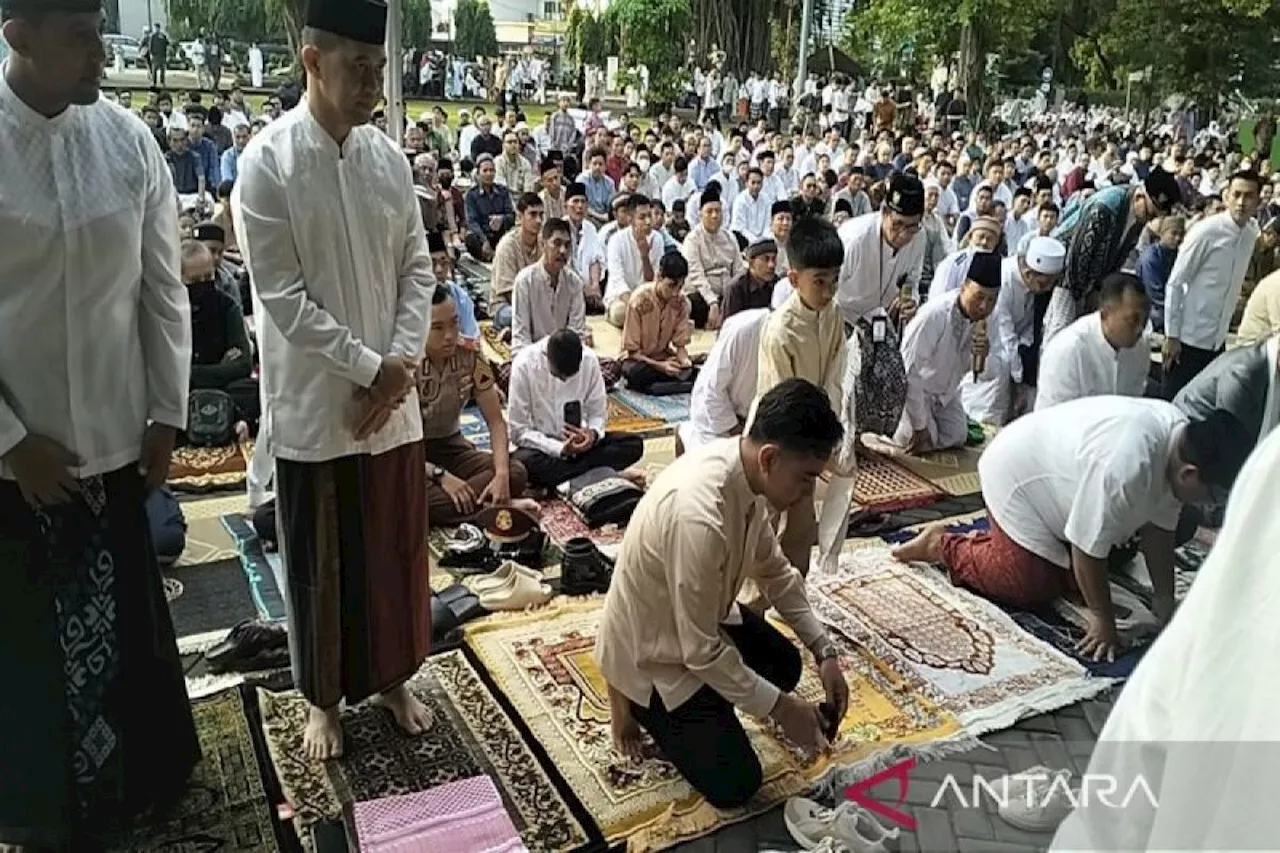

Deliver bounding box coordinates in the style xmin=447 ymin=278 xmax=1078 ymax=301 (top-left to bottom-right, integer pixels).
xmin=755 ymin=289 xmax=847 ymax=415
xmin=1238 ymin=269 xmax=1280 ymax=345
xmin=595 ymin=438 xmax=828 ymax=716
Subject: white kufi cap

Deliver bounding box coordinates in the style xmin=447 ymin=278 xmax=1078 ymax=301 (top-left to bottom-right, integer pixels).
xmin=1024 ymin=236 xmax=1066 ymax=275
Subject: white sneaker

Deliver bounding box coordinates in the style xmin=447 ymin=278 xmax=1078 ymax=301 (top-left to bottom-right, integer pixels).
xmin=995 ymin=765 xmax=1075 ymax=832
xmin=785 ymin=797 xmax=852 ymax=849
xmin=831 ymin=807 xmax=900 ymax=852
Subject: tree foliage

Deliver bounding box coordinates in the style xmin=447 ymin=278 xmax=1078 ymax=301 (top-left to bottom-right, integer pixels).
xmin=455 ymin=0 xmax=498 ymax=61
xmin=565 ymin=5 xmax=618 ymax=68
xmin=609 ymin=0 xmax=693 ymax=107
xmin=167 ymin=0 xmax=432 ymax=50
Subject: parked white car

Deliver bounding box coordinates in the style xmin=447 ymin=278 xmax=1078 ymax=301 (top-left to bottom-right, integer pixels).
xmin=104 ymin=33 xmax=142 ymax=67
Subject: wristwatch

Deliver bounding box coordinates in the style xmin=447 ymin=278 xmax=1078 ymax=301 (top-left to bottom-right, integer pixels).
xmin=814 ymin=641 xmax=840 ymax=666
xmin=428 ymin=464 xmax=445 ymax=484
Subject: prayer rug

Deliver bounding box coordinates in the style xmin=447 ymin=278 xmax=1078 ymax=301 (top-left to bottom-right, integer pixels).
xmin=177 ymin=493 xmax=246 ymax=566
xmin=109 ymin=686 xmax=293 ymax=852
xmin=606 ymin=393 xmax=669 ymax=435
xmin=481 ymin=322 xmax=513 ymax=362
xmin=612 ymin=389 xmax=691 ymax=424
xmin=852 ymin=452 xmax=944 ymax=512
xmin=465 ymin=602 xmax=968 ymax=851
xmin=166 ymin=557 xmax=261 ymax=638
xmin=168 ymin=440 xmax=254 ymax=494
xmin=893 ymin=446 xmax=984 ymax=496
xmin=459 ymin=404 xmax=492 ymax=451
xmin=352 ymin=776 xmax=523 ymax=853
xmin=257 ymin=650 xmax=593 ymax=852
xmin=223 ymin=512 xmax=289 ymax=621
xmin=538 ymin=498 xmax=626 ymax=548
xmin=810 ymin=543 xmax=1112 ymax=736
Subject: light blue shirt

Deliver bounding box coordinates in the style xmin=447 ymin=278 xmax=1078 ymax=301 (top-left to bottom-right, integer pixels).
xmin=690 ymin=155 xmax=718 ymax=191
xmin=220 ymin=145 xmax=243 ymax=184
xmin=449 ymin=281 xmax=480 ymax=341
xmin=583 ymin=173 xmax=615 ymax=216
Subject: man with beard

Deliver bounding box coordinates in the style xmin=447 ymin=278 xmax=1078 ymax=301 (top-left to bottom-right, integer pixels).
xmin=233 ymin=0 xmax=436 ymax=760
xmin=0 ymin=1 xmax=198 ymax=846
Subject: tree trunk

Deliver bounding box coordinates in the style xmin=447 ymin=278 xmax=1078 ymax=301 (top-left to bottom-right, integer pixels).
xmin=957 ymin=21 xmax=982 ymax=114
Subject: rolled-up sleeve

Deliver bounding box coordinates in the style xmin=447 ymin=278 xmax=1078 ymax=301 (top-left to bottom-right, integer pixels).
xmin=669 ymin=519 xmax=782 ymax=718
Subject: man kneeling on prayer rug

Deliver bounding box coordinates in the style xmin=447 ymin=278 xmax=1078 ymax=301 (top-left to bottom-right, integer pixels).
xmin=892 ymin=397 xmax=1252 ymax=661
xmin=620 ymin=251 xmax=699 ymax=395
xmin=597 ymin=379 xmax=850 ymax=809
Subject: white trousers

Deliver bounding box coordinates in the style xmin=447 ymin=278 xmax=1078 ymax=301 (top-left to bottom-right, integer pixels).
xmin=892 ymin=394 xmax=969 ymax=450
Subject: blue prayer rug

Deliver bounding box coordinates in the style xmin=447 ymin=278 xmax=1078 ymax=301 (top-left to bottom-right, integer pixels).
xmin=459 ymin=404 xmax=491 ymax=451
xmin=611 ymin=389 xmax=691 ymax=423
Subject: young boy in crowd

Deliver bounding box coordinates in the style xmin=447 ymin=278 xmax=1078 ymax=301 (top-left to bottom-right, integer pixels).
xmin=751 ymin=216 xmax=848 ymax=580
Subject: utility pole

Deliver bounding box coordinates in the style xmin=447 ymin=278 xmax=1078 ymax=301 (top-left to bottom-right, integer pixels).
xmin=792 ymin=0 xmax=813 ymax=101
xmin=385 ymin=0 xmax=404 ymax=146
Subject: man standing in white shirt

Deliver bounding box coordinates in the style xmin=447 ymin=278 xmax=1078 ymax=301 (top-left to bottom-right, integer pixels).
xmin=1162 ymin=169 xmax=1262 ymax=398
xmin=678 ymin=308 xmax=769 ymax=454
xmin=508 ymin=330 xmax=644 ymax=489
xmin=0 ymin=0 xmax=198 ymax=844
xmin=1036 ymin=273 xmax=1151 ymax=411
xmin=234 ymin=0 xmax=436 ymax=761
xmin=894 ymin=399 xmax=1251 ymax=661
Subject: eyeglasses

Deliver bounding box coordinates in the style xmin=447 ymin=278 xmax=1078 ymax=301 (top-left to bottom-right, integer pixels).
xmin=886 ymin=216 xmax=922 ymax=238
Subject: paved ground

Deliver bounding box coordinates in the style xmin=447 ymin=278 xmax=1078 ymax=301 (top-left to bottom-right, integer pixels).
xmin=672 ymin=692 xmax=1118 ymax=853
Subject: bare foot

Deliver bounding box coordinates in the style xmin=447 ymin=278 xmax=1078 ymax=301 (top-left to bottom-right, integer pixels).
xmin=890 ymin=523 xmax=947 ymax=564
xmin=619 ymin=467 xmax=648 ymax=489
xmin=372 ymin=684 xmax=434 ymax=736
xmin=512 ymin=497 xmax=541 ymax=517
xmin=303 ymin=705 xmax=343 ymax=760
xmin=607 ymin=684 xmax=644 ymax=760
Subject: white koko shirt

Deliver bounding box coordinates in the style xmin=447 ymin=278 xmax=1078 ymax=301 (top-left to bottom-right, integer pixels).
xmin=233 ymin=104 xmax=434 ymax=463
xmin=1164 ymin=211 xmax=1259 ymax=351
xmin=979 ymin=396 xmax=1185 ymax=568
xmin=507 ymin=339 xmax=608 ymax=458
xmin=0 ymin=68 xmax=191 ymax=478
xmin=681 ymin=308 xmax=768 ymax=450
xmin=1035 ymin=312 xmax=1149 ymax=411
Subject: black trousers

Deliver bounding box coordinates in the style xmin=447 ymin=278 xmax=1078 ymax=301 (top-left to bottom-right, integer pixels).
xmin=1161 ymin=343 xmax=1224 ymax=401
xmin=630 ymin=605 xmax=803 ymax=809
xmin=688 ymin=291 xmax=712 ymax=329
xmin=621 ymin=359 xmax=697 ymax=396
xmin=512 ymin=432 xmax=644 ymax=489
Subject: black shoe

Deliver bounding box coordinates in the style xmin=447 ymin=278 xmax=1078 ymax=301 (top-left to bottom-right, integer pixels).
xmin=561 ymin=537 xmax=612 ymax=596
xmin=206 ymin=618 xmax=288 ymax=674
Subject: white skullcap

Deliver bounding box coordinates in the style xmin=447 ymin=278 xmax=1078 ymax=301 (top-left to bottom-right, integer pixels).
xmin=1024 ymin=236 xmax=1066 ymax=274
xmin=168 ymin=114 xmax=189 ymax=133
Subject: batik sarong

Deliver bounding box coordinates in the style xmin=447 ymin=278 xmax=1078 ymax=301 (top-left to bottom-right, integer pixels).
xmin=853 ymin=317 xmax=908 ymax=435
xmin=275 ymin=442 xmax=430 ymax=709
xmin=0 ymin=465 xmax=200 ymax=846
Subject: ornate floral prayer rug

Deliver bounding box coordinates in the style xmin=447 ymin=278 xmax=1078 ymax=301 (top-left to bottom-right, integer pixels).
xmin=109 ymin=686 xmax=293 ymax=852
xmin=538 ymin=498 xmax=626 ymax=549
xmin=464 ymin=600 xmax=965 ymax=852
xmin=611 ymin=389 xmax=692 ymax=425
xmin=852 ymin=451 xmax=945 ymax=512
xmin=168 ymin=440 xmax=254 ymax=494
xmin=257 ymin=649 xmax=593 ymax=852
xmin=605 ymin=393 xmax=669 ymax=436
xmin=810 ymin=542 xmax=1112 ymax=736
xmin=481 ymin=322 xmax=513 ymax=362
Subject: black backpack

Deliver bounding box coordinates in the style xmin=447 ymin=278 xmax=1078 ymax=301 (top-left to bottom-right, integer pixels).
xmin=187 ymin=389 xmax=235 ymax=447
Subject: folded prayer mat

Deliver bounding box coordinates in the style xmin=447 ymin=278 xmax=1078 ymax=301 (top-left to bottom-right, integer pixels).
xmin=352 ymin=775 xmax=527 ymax=853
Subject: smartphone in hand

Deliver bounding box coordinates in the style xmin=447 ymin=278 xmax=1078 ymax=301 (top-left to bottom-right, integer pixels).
xmin=563 ymin=400 xmax=582 ymax=429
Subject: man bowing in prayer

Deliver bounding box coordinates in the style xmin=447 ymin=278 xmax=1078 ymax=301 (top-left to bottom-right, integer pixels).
xmin=0 ymin=1 xmax=199 ymax=847
xmin=894 ymin=250 xmax=1002 ymax=452
xmin=233 ymin=0 xmax=436 ymax=761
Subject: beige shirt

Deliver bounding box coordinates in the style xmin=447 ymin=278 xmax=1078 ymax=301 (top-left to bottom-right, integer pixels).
xmin=490 ymin=228 xmax=541 ymax=303
xmin=540 ymin=188 xmax=566 ymax=222
xmin=495 ymin=153 xmax=535 ymax=194
xmin=1238 ymin=269 xmax=1280 ymax=345
xmin=682 ymin=223 xmax=744 ymax=307
xmin=596 ymin=438 xmax=827 ymax=716
xmin=756 ymin=290 xmax=846 ymax=414
xmin=622 ymin=282 xmax=693 ymax=360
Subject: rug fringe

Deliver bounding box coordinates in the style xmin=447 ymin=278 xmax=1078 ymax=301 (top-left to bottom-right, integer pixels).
xmin=463 ymin=594 xmax=605 ymax=634
xmin=186 ymin=672 xmax=244 ymax=698
xmin=177 ymin=628 xmax=232 ymax=655
xmin=807 ymin=731 xmax=983 ymax=800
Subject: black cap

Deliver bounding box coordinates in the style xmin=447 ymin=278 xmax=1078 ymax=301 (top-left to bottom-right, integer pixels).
xmin=1143 ymin=168 xmax=1181 ymax=213
xmin=306 ymin=0 xmax=388 ymax=46
xmin=885 ymin=173 xmax=925 ymax=216
xmin=771 ymin=199 xmax=792 ymax=217
xmin=566 ymin=182 xmax=587 ymax=200
xmin=966 ymin=250 xmax=1002 ymax=290
xmin=193 ymin=222 xmax=226 ymax=243
xmin=700 ymin=184 xmax=722 ymax=207
xmin=539 ymin=159 xmax=559 ymax=175
xmin=427 ymin=230 xmax=448 ymax=254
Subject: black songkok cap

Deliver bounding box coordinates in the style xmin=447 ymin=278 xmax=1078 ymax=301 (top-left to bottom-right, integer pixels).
xmin=966 ymin=250 xmax=1002 ymax=290
xmin=306 ymin=0 xmax=388 ymax=46
xmin=1143 ymin=167 xmax=1181 ymax=213
xmin=700 ymin=184 xmax=722 ymax=208
xmin=885 ymin=173 xmax=925 ymax=216
xmin=771 ymin=199 xmax=793 ymax=217
xmin=566 ymin=182 xmax=587 ymax=200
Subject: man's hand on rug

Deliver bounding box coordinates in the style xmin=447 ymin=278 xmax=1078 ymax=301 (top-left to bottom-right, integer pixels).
xmin=1075 ymin=614 xmax=1122 ymax=663
xmin=819 ymin=657 xmax=849 ymax=725
xmin=442 ymin=472 xmax=478 ymax=515
xmin=139 ymin=423 xmax=178 ymax=492
xmin=5 ymin=433 xmax=83 ymax=507
xmin=771 ymin=692 xmax=828 ymax=753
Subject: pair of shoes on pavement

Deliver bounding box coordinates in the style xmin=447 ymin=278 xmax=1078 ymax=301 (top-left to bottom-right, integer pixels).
xmin=560 ymin=537 xmax=613 ymax=596
xmin=994 ymin=765 xmax=1075 ymax=832
xmin=784 ymin=797 xmax=900 ymax=853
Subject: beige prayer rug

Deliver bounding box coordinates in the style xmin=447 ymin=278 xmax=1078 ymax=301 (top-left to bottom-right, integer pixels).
xmin=465 ymin=599 xmax=966 ymax=852
xmin=257 ymin=650 xmax=593 ymax=852
xmin=810 ymin=543 xmax=1113 ymax=736
xmin=480 ymin=321 xmax=512 ymax=362
xmin=168 ymin=440 xmax=253 ymax=494
xmin=176 ymin=493 xmax=247 ymax=566
xmin=606 ymin=393 xmax=669 ymax=435
xmin=893 ymin=446 xmax=984 ymax=496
